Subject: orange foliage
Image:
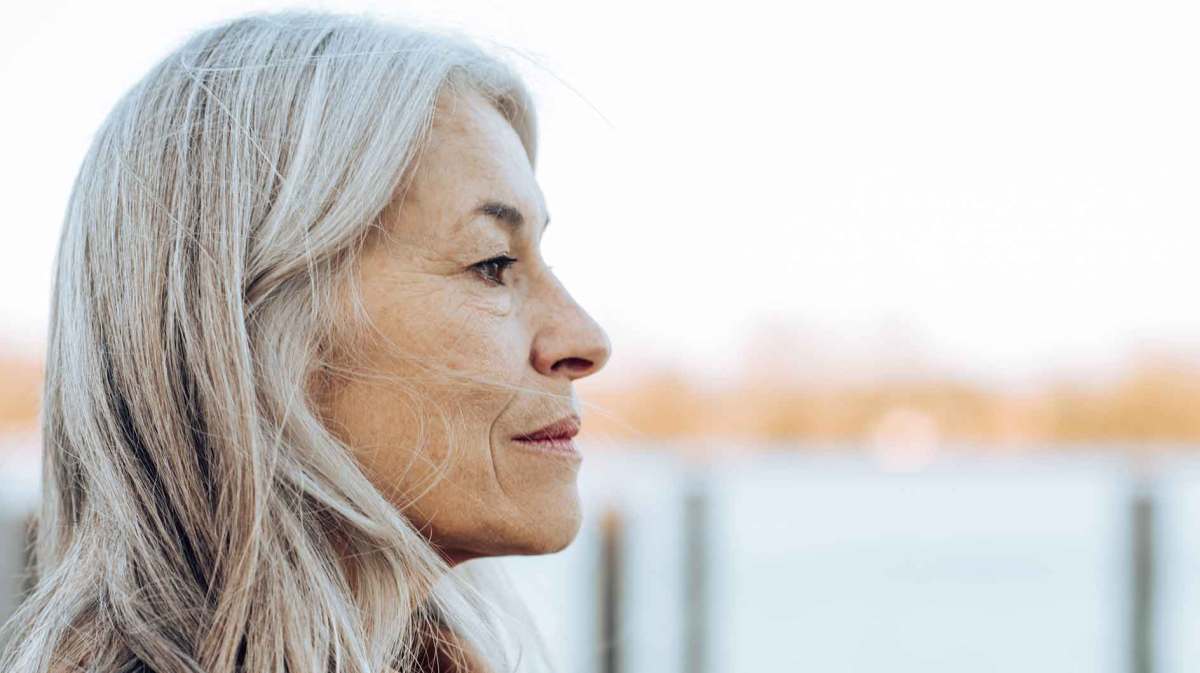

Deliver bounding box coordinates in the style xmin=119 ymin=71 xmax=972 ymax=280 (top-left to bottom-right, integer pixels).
xmin=0 ymin=355 xmax=41 ymax=433
xmin=582 ymin=354 xmax=1200 ymax=448
xmin=4 ymin=349 xmax=1200 ymax=451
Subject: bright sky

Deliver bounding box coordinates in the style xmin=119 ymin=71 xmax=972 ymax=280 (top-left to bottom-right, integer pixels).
xmin=2 ymin=0 xmax=1199 ymax=385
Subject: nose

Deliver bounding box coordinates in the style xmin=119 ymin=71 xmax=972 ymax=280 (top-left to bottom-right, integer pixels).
xmin=530 ymin=279 xmax=612 ymax=381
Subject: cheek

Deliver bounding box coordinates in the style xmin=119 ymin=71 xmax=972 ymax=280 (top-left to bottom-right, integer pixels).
xmin=465 ymin=290 xmax=513 ymax=318
xmin=336 ymin=291 xmax=523 ymax=474
xmin=323 ymin=275 xmax=546 ymax=544
xmin=368 ymin=280 xmax=518 ymax=375
xmin=438 ymin=293 xmax=521 ymax=382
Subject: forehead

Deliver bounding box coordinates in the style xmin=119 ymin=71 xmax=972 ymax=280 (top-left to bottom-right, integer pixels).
xmin=400 ymin=90 xmax=544 ymax=237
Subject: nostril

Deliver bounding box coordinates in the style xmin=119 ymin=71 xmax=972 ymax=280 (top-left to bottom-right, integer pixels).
xmin=553 ymin=357 xmax=593 ymax=375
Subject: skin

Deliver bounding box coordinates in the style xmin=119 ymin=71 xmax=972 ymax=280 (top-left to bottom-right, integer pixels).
xmin=316 ymin=88 xmax=611 ymax=565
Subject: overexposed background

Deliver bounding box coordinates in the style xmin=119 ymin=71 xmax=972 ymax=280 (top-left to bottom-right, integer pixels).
xmin=4 ymin=2 xmax=1200 ymax=672
xmin=3 ymin=0 xmax=1200 ymax=385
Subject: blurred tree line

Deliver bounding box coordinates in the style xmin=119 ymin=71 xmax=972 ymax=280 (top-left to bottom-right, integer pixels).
xmin=4 ymin=349 xmax=1200 ymax=451
xmin=582 ymin=352 xmax=1200 ymax=448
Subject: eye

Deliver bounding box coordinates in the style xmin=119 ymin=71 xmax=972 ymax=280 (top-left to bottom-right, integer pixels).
xmin=471 ymin=254 xmax=518 ymax=287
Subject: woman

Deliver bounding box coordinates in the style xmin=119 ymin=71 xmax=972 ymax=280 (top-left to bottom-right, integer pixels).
xmin=0 ymin=10 xmax=610 ymax=673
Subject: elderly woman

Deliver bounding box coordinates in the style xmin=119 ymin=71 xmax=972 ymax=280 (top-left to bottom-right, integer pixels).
xmin=0 ymin=10 xmax=610 ymax=673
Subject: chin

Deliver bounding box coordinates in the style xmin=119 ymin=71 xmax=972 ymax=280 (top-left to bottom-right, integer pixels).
xmin=534 ymin=510 xmax=583 ymax=554
xmin=428 ymin=481 xmax=585 ymax=563
xmin=437 ymin=507 xmax=582 ymax=564
xmin=503 ymin=491 xmax=584 ymax=556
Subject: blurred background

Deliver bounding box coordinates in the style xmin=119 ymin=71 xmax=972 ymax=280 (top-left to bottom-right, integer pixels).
xmin=3 ymin=0 xmax=1200 ymax=671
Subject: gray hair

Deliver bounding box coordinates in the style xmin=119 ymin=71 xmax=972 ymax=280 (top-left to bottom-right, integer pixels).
xmin=0 ymin=10 xmax=550 ymax=673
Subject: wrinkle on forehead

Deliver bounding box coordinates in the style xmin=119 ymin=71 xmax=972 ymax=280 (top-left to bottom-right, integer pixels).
xmin=363 ymin=86 xmax=546 ymax=303
xmin=373 ymin=92 xmax=501 ymax=243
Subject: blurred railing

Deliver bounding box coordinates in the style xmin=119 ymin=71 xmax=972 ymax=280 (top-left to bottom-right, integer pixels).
xmin=6 ymin=443 xmax=1200 ymax=673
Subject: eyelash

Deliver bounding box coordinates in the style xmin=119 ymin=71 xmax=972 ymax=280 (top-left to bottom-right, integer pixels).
xmin=471 ymin=254 xmax=518 ymax=287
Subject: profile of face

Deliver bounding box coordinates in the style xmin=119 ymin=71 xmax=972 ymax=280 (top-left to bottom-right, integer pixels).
xmin=316 ymin=89 xmax=611 ymax=564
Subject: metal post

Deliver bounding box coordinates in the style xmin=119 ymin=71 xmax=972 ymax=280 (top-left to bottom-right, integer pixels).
xmin=1131 ymin=479 xmax=1156 ymax=673
xmin=599 ymin=507 xmax=624 ymax=673
xmin=682 ymin=473 xmax=710 ymax=673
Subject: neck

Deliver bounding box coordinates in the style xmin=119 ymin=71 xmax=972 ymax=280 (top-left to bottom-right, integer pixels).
xmin=327 ymin=528 xmax=489 ymax=671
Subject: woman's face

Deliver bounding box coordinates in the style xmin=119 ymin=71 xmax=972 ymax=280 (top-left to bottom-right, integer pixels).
xmin=318 ymin=89 xmax=610 ymax=563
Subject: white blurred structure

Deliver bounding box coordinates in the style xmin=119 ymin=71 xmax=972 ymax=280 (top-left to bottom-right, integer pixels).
xmin=707 ymin=452 xmax=1132 ymax=673
xmin=7 ymin=442 xmax=1200 ymax=673
xmin=1152 ymin=456 xmax=1200 ymax=673
xmin=0 ymin=437 xmax=37 ymax=634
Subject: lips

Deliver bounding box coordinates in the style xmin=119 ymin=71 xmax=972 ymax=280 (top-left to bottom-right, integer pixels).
xmin=513 ymin=415 xmax=581 ymax=442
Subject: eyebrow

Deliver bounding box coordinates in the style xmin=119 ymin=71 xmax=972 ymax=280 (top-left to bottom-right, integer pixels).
xmin=475 ymin=200 xmax=550 ymax=235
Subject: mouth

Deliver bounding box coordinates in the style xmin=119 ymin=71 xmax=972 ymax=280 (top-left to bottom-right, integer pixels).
xmin=513 ymin=415 xmax=581 ymax=442
xmin=510 ymin=415 xmax=582 ymax=459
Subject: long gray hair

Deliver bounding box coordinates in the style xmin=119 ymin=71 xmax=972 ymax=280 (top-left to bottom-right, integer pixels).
xmin=0 ymin=11 xmax=550 ymax=673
